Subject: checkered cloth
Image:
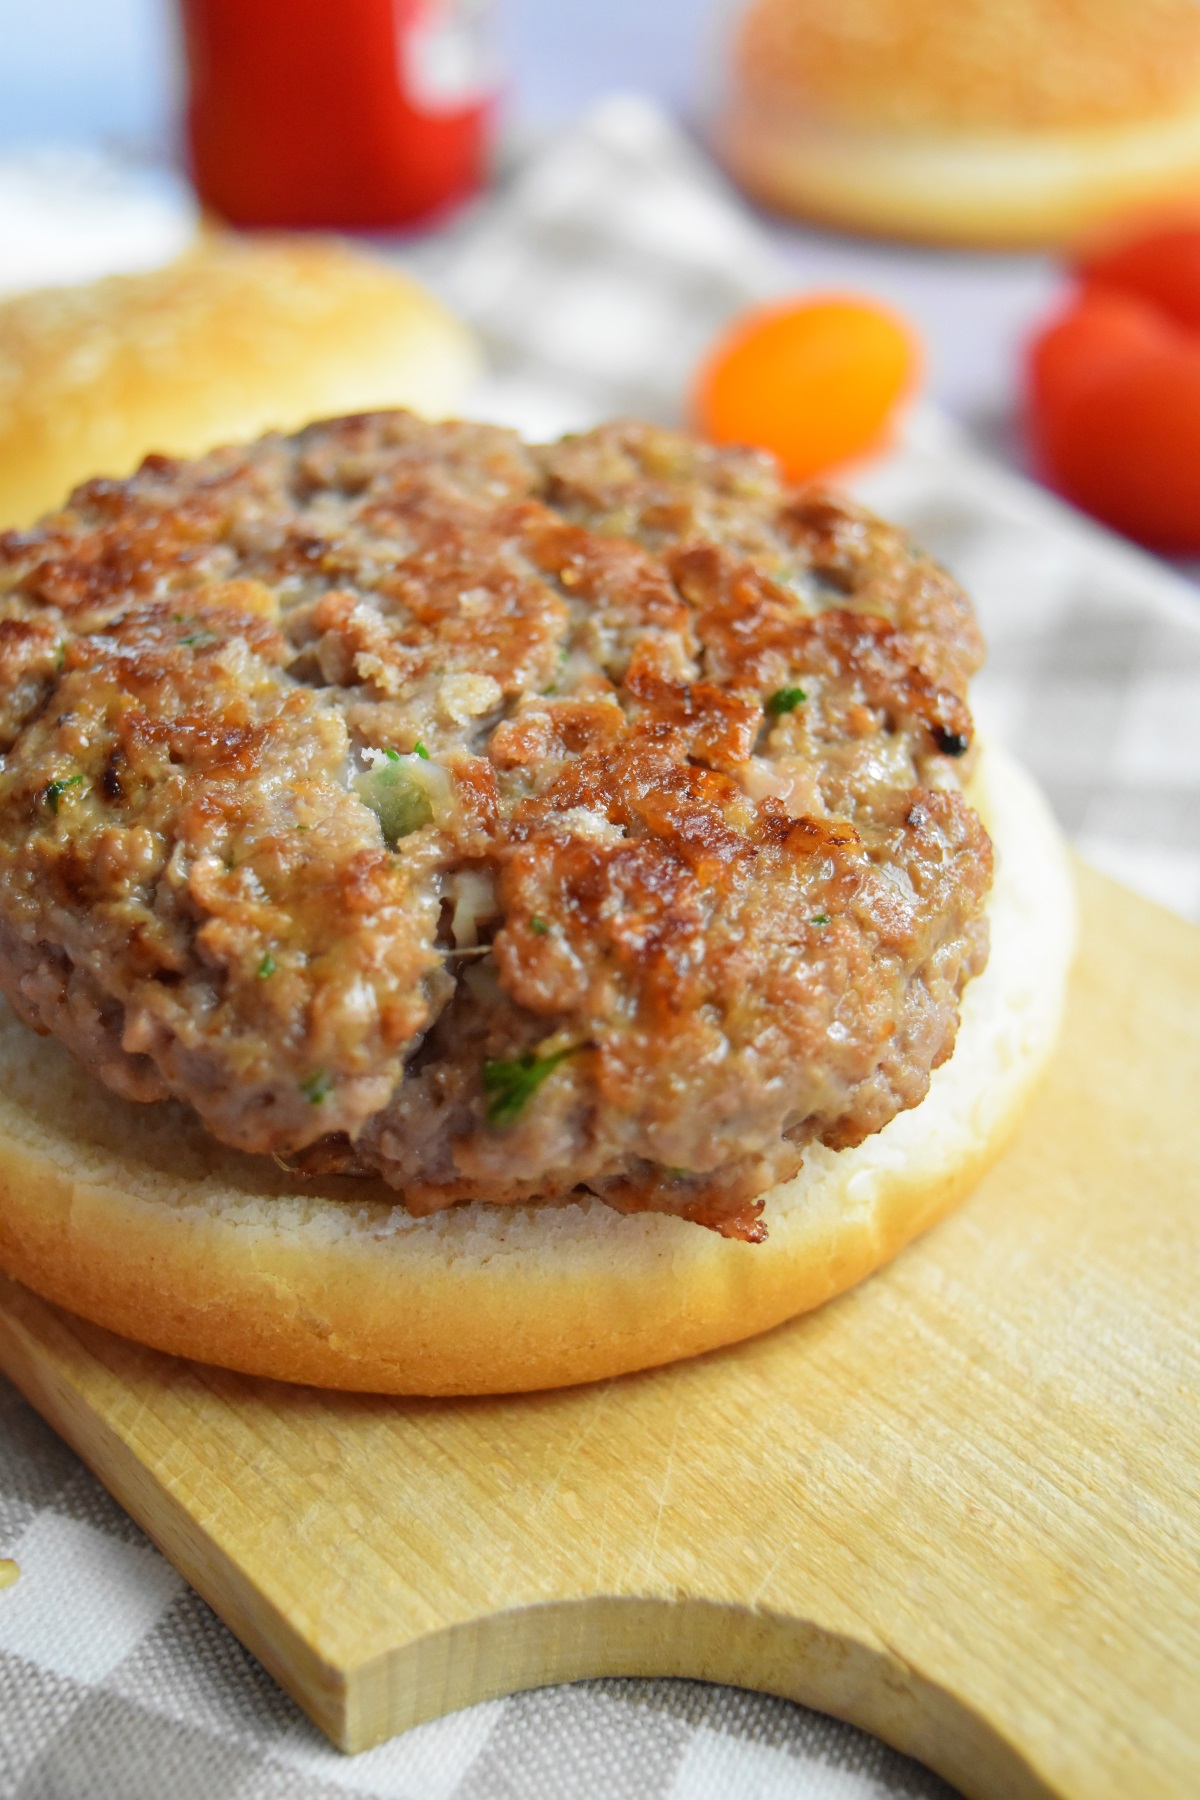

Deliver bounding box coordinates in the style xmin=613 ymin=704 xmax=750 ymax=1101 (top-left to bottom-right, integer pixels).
xmin=859 ymin=421 xmax=1200 ymax=921
xmin=3 ymin=92 xmax=1200 ymax=1800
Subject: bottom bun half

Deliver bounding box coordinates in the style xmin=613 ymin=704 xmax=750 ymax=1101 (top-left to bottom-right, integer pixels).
xmin=0 ymin=744 xmax=1074 ymax=1395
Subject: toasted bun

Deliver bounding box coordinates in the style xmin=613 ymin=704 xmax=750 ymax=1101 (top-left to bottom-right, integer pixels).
xmin=0 ymin=743 xmax=1073 ymax=1395
xmin=717 ymin=0 xmax=1200 ymax=247
xmin=0 ymin=234 xmax=479 ymax=529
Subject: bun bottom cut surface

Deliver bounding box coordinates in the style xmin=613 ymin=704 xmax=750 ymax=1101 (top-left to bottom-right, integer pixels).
xmin=717 ymin=104 xmax=1200 ymax=248
xmin=0 ymin=743 xmax=1072 ymax=1395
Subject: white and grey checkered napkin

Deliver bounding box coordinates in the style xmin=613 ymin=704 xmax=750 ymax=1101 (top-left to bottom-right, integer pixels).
xmin=4 ymin=92 xmax=1200 ymax=1800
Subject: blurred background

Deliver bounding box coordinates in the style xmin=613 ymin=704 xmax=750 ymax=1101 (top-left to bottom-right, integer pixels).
xmin=0 ymin=0 xmax=1060 ymax=453
xmin=0 ymin=0 xmax=709 ymax=149
xmin=4 ymin=0 xmax=1200 ymax=562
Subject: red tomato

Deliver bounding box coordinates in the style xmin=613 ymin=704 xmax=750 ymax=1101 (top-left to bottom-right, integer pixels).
xmin=1028 ymin=276 xmax=1200 ymax=552
xmin=1079 ymin=225 xmax=1200 ymax=332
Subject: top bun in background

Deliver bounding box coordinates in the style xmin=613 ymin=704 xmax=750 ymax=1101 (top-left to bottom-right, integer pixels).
xmin=0 ymin=233 xmax=479 ymax=529
xmin=715 ymin=0 xmax=1200 ymax=247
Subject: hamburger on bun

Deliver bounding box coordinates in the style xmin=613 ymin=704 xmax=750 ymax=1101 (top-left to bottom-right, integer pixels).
xmin=0 ymin=413 xmax=1073 ymax=1393
xmin=0 ymin=234 xmax=479 ymax=531
xmin=716 ymin=0 xmax=1200 ymax=248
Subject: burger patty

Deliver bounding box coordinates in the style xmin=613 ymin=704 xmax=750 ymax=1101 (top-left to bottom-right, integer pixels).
xmin=0 ymin=413 xmax=991 ymax=1240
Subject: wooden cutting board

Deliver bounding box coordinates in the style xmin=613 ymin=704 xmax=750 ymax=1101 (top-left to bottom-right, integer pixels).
xmin=0 ymin=860 xmax=1197 ymax=1800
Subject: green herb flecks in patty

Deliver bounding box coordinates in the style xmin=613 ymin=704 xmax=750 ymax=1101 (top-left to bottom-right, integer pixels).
xmin=484 ymin=1045 xmax=582 ymax=1127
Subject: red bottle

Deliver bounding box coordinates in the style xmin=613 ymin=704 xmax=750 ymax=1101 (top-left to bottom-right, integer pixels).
xmin=180 ymin=0 xmax=496 ymax=230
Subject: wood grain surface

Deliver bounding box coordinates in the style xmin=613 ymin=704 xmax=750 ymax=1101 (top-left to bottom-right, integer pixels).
xmin=0 ymin=861 xmax=1197 ymax=1800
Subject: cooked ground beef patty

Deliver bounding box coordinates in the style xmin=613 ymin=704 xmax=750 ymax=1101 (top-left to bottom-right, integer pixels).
xmin=0 ymin=414 xmax=991 ymax=1240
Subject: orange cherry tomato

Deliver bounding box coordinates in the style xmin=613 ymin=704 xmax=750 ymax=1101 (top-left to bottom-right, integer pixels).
xmin=1028 ymin=283 xmax=1200 ymax=552
xmin=691 ymin=297 xmax=920 ymax=484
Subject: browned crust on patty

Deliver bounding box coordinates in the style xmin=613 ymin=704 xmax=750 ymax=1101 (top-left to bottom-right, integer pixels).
xmin=0 ymin=414 xmax=991 ymax=1240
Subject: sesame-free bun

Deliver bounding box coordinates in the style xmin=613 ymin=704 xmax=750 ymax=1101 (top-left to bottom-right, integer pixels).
xmin=0 ymin=234 xmax=479 ymax=530
xmin=717 ymin=0 xmax=1200 ymax=248
xmin=0 ymin=742 xmax=1073 ymax=1395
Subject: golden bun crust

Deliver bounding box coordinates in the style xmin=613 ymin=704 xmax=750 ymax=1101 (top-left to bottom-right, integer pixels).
xmin=732 ymin=0 xmax=1200 ymax=132
xmin=721 ymin=0 xmax=1200 ymax=246
xmin=0 ymin=743 xmax=1074 ymax=1395
xmin=0 ymin=234 xmax=480 ymax=530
